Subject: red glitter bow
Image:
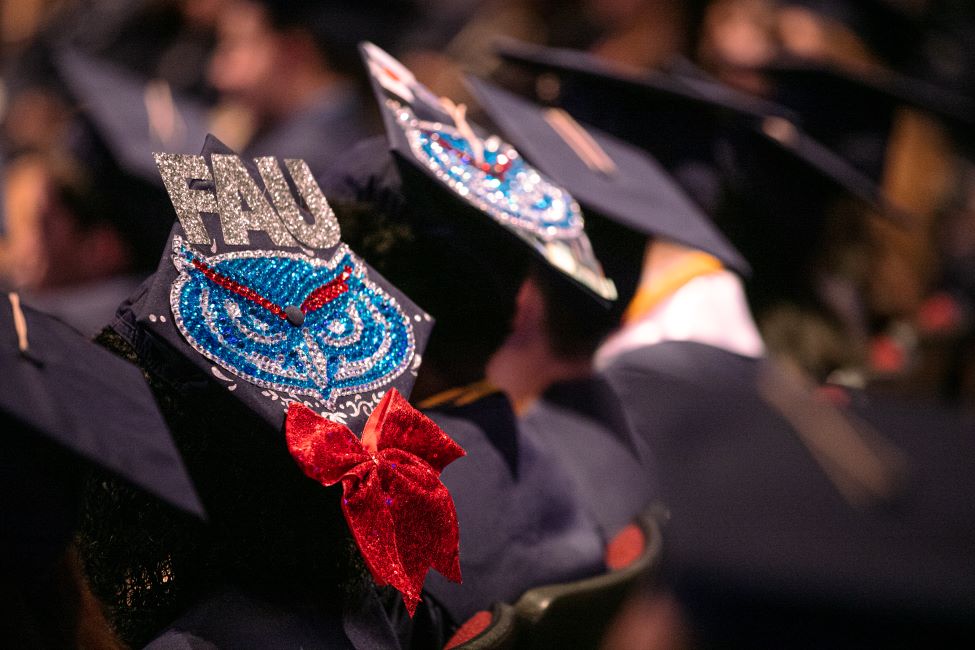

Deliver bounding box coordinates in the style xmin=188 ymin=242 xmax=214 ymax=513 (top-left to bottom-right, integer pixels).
xmin=286 ymin=389 xmax=465 ymax=615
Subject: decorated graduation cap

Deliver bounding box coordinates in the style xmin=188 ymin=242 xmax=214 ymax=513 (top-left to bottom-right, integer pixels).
xmin=0 ymin=294 xmax=203 ymax=577
xmin=467 ymin=75 xmax=750 ymax=277
xmin=360 ymin=41 xmax=618 ymax=304
xmin=141 ymin=136 xmax=461 ymax=614
xmin=146 ymin=136 xmax=429 ymax=431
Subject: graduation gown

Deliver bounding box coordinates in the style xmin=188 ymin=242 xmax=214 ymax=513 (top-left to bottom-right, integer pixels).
xmin=421 ymin=391 xmax=606 ymax=626
xmin=519 ymin=376 xmax=655 ymax=537
xmin=143 ymin=584 xmax=401 ymax=650
xmin=600 ymin=340 xmax=975 ymax=645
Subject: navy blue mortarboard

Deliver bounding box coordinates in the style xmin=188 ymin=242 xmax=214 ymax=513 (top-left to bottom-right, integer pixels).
xmin=753 ymin=57 xmax=975 ymax=174
xmin=0 ymin=295 xmax=203 ymax=575
xmin=358 ymin=41 xmax=618 ymax=304
xmin=493 ymin=40 xmax=916 ymax=302
xmin=125 ymin=135 xmax=432 ymax=435
xmin=467 ymin=75 xmax=750 ymax=277
xmin=42 ymin=48 xmax=211 ymax=275
xmin=494 ymin=39 xmax=903 ymax=219
xmin=55 ymin=48 xmax=212 ymax=185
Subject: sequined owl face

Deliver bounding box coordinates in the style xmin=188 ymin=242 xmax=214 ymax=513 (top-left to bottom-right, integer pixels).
xmin=170 ymin=237 xmax=416 ymax=409
xmin=391 ymin=102 xmax=584 ymax=241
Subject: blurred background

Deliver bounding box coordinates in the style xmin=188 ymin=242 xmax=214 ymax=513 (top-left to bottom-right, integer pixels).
xmin=0 ymin=0 xmax=972 ymax=405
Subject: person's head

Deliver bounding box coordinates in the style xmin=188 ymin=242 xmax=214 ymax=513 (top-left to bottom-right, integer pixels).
xmin=2 ymin=134 xmax=173 ymax=290
xmin=208 ymin=0 xmax=415 ymax=120
xmin=517 ymin=215 xmax=646 ymax=365
xmin=327 ymin=139 xmax=531 ymax=392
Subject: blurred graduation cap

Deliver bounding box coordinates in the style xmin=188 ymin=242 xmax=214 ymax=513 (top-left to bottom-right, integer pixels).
xmin=55 ymin=48 xmax=211 ymax=184
xmin=752 ymin=56 xmax=975 ymax=176
xmin=660 ymin=386 xmax=975 ymax=646
xmin=123 ymin=134 xmax=432 ymax=435
xmin=495 ymin=39 xmax=900 ymax=216
xmin=0 ymin=294 xmax=204 ymax=576
xmin=357 ymin=41 xmax=617 ymax=304
xmin=45 ymin=48 xmax=212 ymax=274
xmin=467 ymin=75 xmax=750 ymax=279
xmin=492 ymin=39 xmax=912 ymax=304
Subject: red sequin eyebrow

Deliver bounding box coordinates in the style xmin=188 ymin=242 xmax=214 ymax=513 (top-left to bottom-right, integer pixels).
xmin=190 ymin=258 xmax=286 ymax=319
xmin=301 ymin=266 xmax=353 ymax=314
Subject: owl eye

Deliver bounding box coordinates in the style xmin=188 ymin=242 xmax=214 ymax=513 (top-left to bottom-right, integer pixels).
xmin=222 ymin=298 xmax=288 ymax=344
xmin=309 ymin=302 xmax=364 ymax=348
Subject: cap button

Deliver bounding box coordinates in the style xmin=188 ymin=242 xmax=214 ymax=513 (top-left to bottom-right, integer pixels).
xmin=284 ymin=305 xmax=305 ymax=327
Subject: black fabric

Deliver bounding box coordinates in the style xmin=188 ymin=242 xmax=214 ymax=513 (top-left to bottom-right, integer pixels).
xmin=421 ymin=393 xmax=606 ymax=626
xmin=0 ymin=427 xmax=83 ymax=581
xmin=601 ymin=341 xmax=975 ymax=646
xmin=519 ymin=376 xmax=655 ymax=537
xmin=142 ymin=585 xmax=397 ymax=650
xmin=80 ymin=324 xmax=373 ymax=648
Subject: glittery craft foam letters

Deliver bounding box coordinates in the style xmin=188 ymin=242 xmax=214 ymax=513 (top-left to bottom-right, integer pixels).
xmin=154 ymin=153 xmax=341 ymax=249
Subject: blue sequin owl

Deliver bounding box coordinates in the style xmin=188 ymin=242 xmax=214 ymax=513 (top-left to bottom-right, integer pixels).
xmin=393 ymin=103 xmax=584 ymax=241
xmin=170 ymin=236 xmax=416 ymax=408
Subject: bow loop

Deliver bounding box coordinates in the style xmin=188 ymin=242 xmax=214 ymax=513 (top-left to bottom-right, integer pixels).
xmin=286 ymin=389 xmax=464 ymax=616
xmin=372 ymin=391 xmax=466 ymax=473
xmin=286 ymin=403 xmax=370 ymax=484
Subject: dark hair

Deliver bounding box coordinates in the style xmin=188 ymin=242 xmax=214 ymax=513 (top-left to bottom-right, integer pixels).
xmin=53 ymin=119 xmax=174 ymax=274
xmin=533 ymin=211 xmax=647 ymax=359
xmin=335 ymin=198 xmax=528 ymax=386
xmin=259 ymin=0 xmax=419 ymax=78
xmin=322 ymin=138 xmax=531 ymax=386
xmin=79 ymin=329 xmax=365 ymax=647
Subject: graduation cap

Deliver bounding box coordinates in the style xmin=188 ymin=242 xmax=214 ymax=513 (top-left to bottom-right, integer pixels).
xmin=493 ymin=40 xmax=913 ymax=304
xmin=55 ymin=48 xmax=212 ymax=184
xmin=0 ymin=294 xmax=204 ymax=576
xmin=467 ymin=75 xmax=750 ymax=278
xmin=495 ymin=39 xmax=901 ymax=216
xmin=358 ymin=41 xmax=618 ymax=304
xmin=132 ymin=135 xmax=433 ymax=436
xmin=121 ymin=136 xmax=469 ymax=614
xmin=40 ymin=48 xmax=212 ymax=274
xmin=752 ymin=56 xmax=975 ymax=176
